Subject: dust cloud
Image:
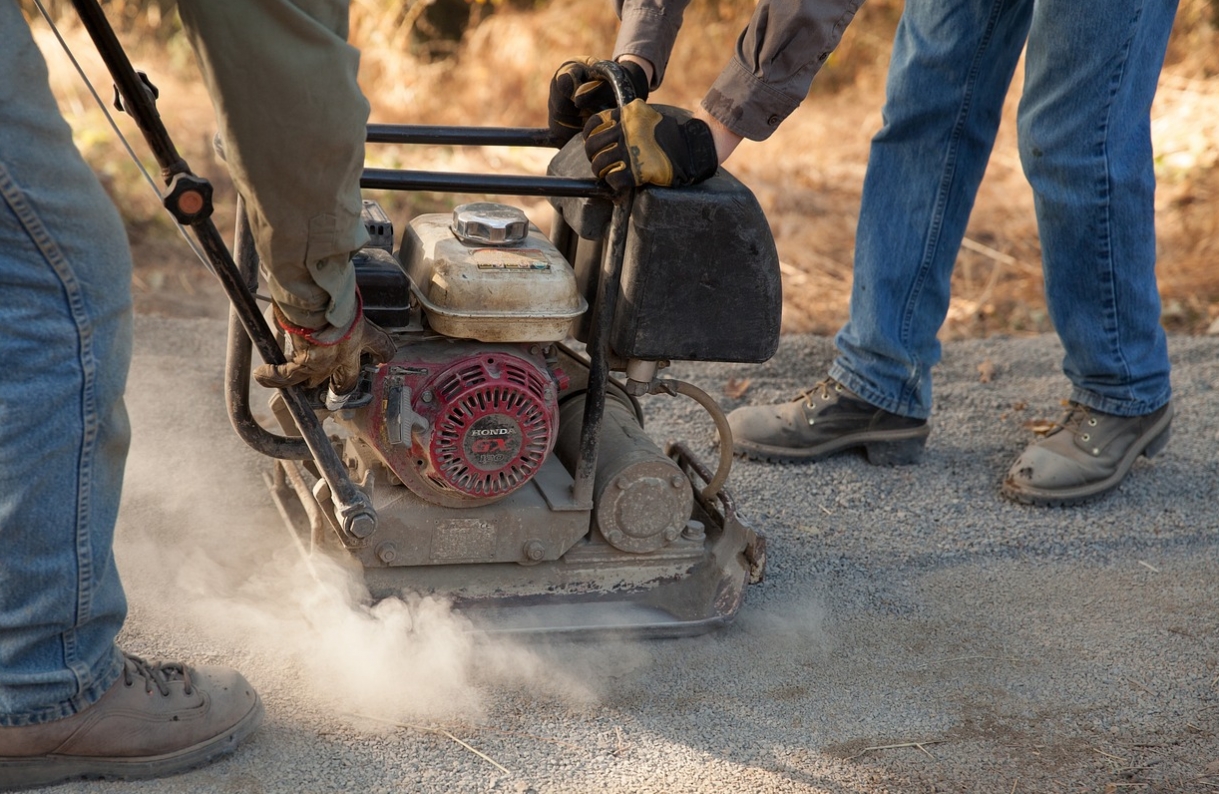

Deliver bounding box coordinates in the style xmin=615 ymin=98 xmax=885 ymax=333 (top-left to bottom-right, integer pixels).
xmin=112 ymin=368 xmax=649 ymax=726
xmin=736 ymin=594 xmax=833 ymax=660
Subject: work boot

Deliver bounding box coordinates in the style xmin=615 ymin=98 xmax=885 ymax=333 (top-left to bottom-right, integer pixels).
xmin=0 ymin=653 xmax=263 ymax=790
xmin=1001 ymin=401 xmax=1174 ymax=506
xmin=727 ymin=378 xmax=929 ymax=464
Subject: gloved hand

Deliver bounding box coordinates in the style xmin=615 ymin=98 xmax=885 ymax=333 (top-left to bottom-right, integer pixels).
xmin=253 ymin=299 xmax=395 ymax=394
xmin=548 ymin=57 xmax=650 ymax=145
xmin=583 ymin=100 xmax=719 ymax=192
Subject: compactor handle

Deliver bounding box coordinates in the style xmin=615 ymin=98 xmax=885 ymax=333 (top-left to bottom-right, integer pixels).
xmin=589 ymin=59 xmax=640 ymax=109
xmin=568 ymin=60 xmax=638 ymax=507
xmin=69 ymin=0 xmax=378 ymax=545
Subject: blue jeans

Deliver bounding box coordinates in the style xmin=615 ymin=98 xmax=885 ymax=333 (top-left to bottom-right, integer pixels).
xmin=831 ymin=0 xmax=1177 ymax=420
xmin=0 ymin=6 xmax=131 ymax=725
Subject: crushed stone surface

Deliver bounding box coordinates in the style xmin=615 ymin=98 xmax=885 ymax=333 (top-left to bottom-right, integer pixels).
xmin=48 ymin=317 xmax=1219 ymax=794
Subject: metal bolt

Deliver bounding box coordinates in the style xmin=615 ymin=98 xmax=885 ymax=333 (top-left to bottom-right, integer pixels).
xmin=670 ymin=474 xmax=686 ymax=489
xmin=524 ymin=540 xmax=546 ymax=562
xmin=606 ymin=530 xmax=624 ymax=546
xmin=615 ymin=476 xmax=629 ymax=490
xmin=375 ymin=542 xmax=397 ymax=564
xmin=662 ymin=527 xmax=680 ymax=543
xmin=347 ymin=513 xmax=376 ymax=539
xmin=682 ymin=519 xmax=706 ymax=541
xmin=624 ymin=379 xmax=649 ymax=397
xmin=421 ymin=390 xmax=434 ymax=403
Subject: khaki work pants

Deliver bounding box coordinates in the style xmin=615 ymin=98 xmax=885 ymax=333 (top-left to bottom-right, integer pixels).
xmin=178 ymin=0 xmax=368 ymax=329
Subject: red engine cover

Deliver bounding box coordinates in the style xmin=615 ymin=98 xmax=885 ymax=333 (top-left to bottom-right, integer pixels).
xmin=425 ymin=354 xmax=555 ymax=498
xmin=364 ymin=347 xmax=559 ymax=507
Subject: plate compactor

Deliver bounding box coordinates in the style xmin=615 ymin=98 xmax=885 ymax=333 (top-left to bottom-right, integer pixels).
xmin=71 ymin=1 xmax=780 ymax=636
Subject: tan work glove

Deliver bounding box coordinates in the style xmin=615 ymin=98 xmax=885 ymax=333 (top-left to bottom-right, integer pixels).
xmin=583 ymin=100 xmax=718 ymax=192
xmin=548 ymin=57 xmax=649 ymax=145
xmin=253 ymin=300 xmax=395 ymax=394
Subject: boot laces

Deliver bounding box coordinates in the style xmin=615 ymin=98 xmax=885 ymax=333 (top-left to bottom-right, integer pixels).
xmin=796 ymin=378 xmax=842 ymax=407
xmin=122 ymin=653 xmax=194 ymax=697
xmin=1051 ymin=403 xmax=1096 ymax=439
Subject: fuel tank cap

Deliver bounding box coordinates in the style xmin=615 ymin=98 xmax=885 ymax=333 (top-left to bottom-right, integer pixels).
xmin=451 ymin=202 xmax=529 ymax=246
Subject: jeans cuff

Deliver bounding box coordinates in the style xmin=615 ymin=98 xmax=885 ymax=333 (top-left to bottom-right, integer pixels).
xmin=0 ymin=645 xmax=124 ymax=727
xmin=829 ymin=362 xmax=927 ymax=420
xmin=1068 ymin=386 xmax=1173 ymax=418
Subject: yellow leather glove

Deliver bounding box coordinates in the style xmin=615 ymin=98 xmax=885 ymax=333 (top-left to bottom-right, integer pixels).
xmin=548 ymin=58 xmax=649 ymax=145
xmin=253 ymin=299 xmax=395 ymax=394
xmin=583 ymin=100 xmax=718 ymax=192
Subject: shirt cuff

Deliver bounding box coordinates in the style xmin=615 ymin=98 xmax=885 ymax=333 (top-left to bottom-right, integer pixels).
xmin=700 ymin=58 xmax=804 ymax=142
xmin=613 ymin=7 xmax=685 ymax=89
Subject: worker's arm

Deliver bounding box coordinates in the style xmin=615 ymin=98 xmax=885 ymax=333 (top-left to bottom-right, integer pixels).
xmin=588 ymin=0 xmax=863 ymax=186
xmin=611 ymin=0 xmax=694 ymax=91
xmin=178 ymin=0 xmax=366 ymax=333
xmin=694 ymin=0 xmax=866 ymax=145
xmin=178 ymin=0 xmax=393 ymax=392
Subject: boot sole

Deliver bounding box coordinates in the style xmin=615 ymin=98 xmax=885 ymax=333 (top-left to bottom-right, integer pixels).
xmin=1000 ymin=404 xmax=1174 ymax=507
xmin=734 ymin=425 xmax=930 ymax=466
xmin=0 ymin=695 xmax=263 ymax=791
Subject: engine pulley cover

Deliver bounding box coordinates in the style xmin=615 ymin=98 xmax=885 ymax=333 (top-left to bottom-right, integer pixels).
xmin=358 ymin=345 xmax=559 ymax=508
xmin=426 ymin=355 xmax=553 ymax=498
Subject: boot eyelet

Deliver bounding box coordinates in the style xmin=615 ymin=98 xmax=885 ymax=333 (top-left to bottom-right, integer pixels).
xmin=1092 ymin=448 xmax=1100 ymax=455
xmin=808 ymin=419 xmax=816 ymax=426
xmin=1081 ymin=434 xmax=1090 ymax=442
xmin=1088 ymin=418 xmax=1097 ymax=426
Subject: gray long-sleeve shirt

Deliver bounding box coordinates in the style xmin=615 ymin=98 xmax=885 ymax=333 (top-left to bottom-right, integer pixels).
xmin=613 ymin=0 xmax=864 ymax=141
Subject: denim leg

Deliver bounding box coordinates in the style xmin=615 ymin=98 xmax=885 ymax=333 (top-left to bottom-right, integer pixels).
xmin=831 ymin=0 xmax=1033 ymax=419
xmin=1019 ymin=0 xmax=1176 ymax=417
xmin=0 ymin=8 xmax=131 ymax=725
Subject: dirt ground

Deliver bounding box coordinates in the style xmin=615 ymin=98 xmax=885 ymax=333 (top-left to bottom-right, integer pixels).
xmin=44 ymin=317 xmax=1219 ymax=794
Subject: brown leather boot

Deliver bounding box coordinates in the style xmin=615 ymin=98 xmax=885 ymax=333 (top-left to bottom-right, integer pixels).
xmin=1001 ymin=401 xmax=1173 ymax=506
xmin=727 ymin=378 xmax=929 ymax=464
xmin=0 ymin=653 xmax=262 ymax=790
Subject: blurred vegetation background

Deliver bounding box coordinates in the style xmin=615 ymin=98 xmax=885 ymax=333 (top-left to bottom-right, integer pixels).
xmin=19 ymin=0 xmax=1219 ymax=334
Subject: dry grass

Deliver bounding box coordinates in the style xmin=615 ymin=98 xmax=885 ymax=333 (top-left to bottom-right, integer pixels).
xmin=25 ymin=0 xmax=1219 ymax=334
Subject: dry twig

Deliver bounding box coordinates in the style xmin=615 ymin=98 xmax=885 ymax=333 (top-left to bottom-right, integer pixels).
xmin=961 ymin=236 xmax=1040 ymax=276
xmin=723 ymin=377 xmax=752 ymax=400
xmin=846 ymin=739 xmax=948 ymax=761
xmin=916 ymin=654 xmax=1019 ymax=670
xmin=346 ymin=712 xmax=511 ymax=775
xmin=1126 ymin=677 xmax=1155 ymax=695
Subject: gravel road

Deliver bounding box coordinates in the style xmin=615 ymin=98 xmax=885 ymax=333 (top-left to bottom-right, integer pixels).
xmin=50 ymin=316 xmax=1219 ymax=794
